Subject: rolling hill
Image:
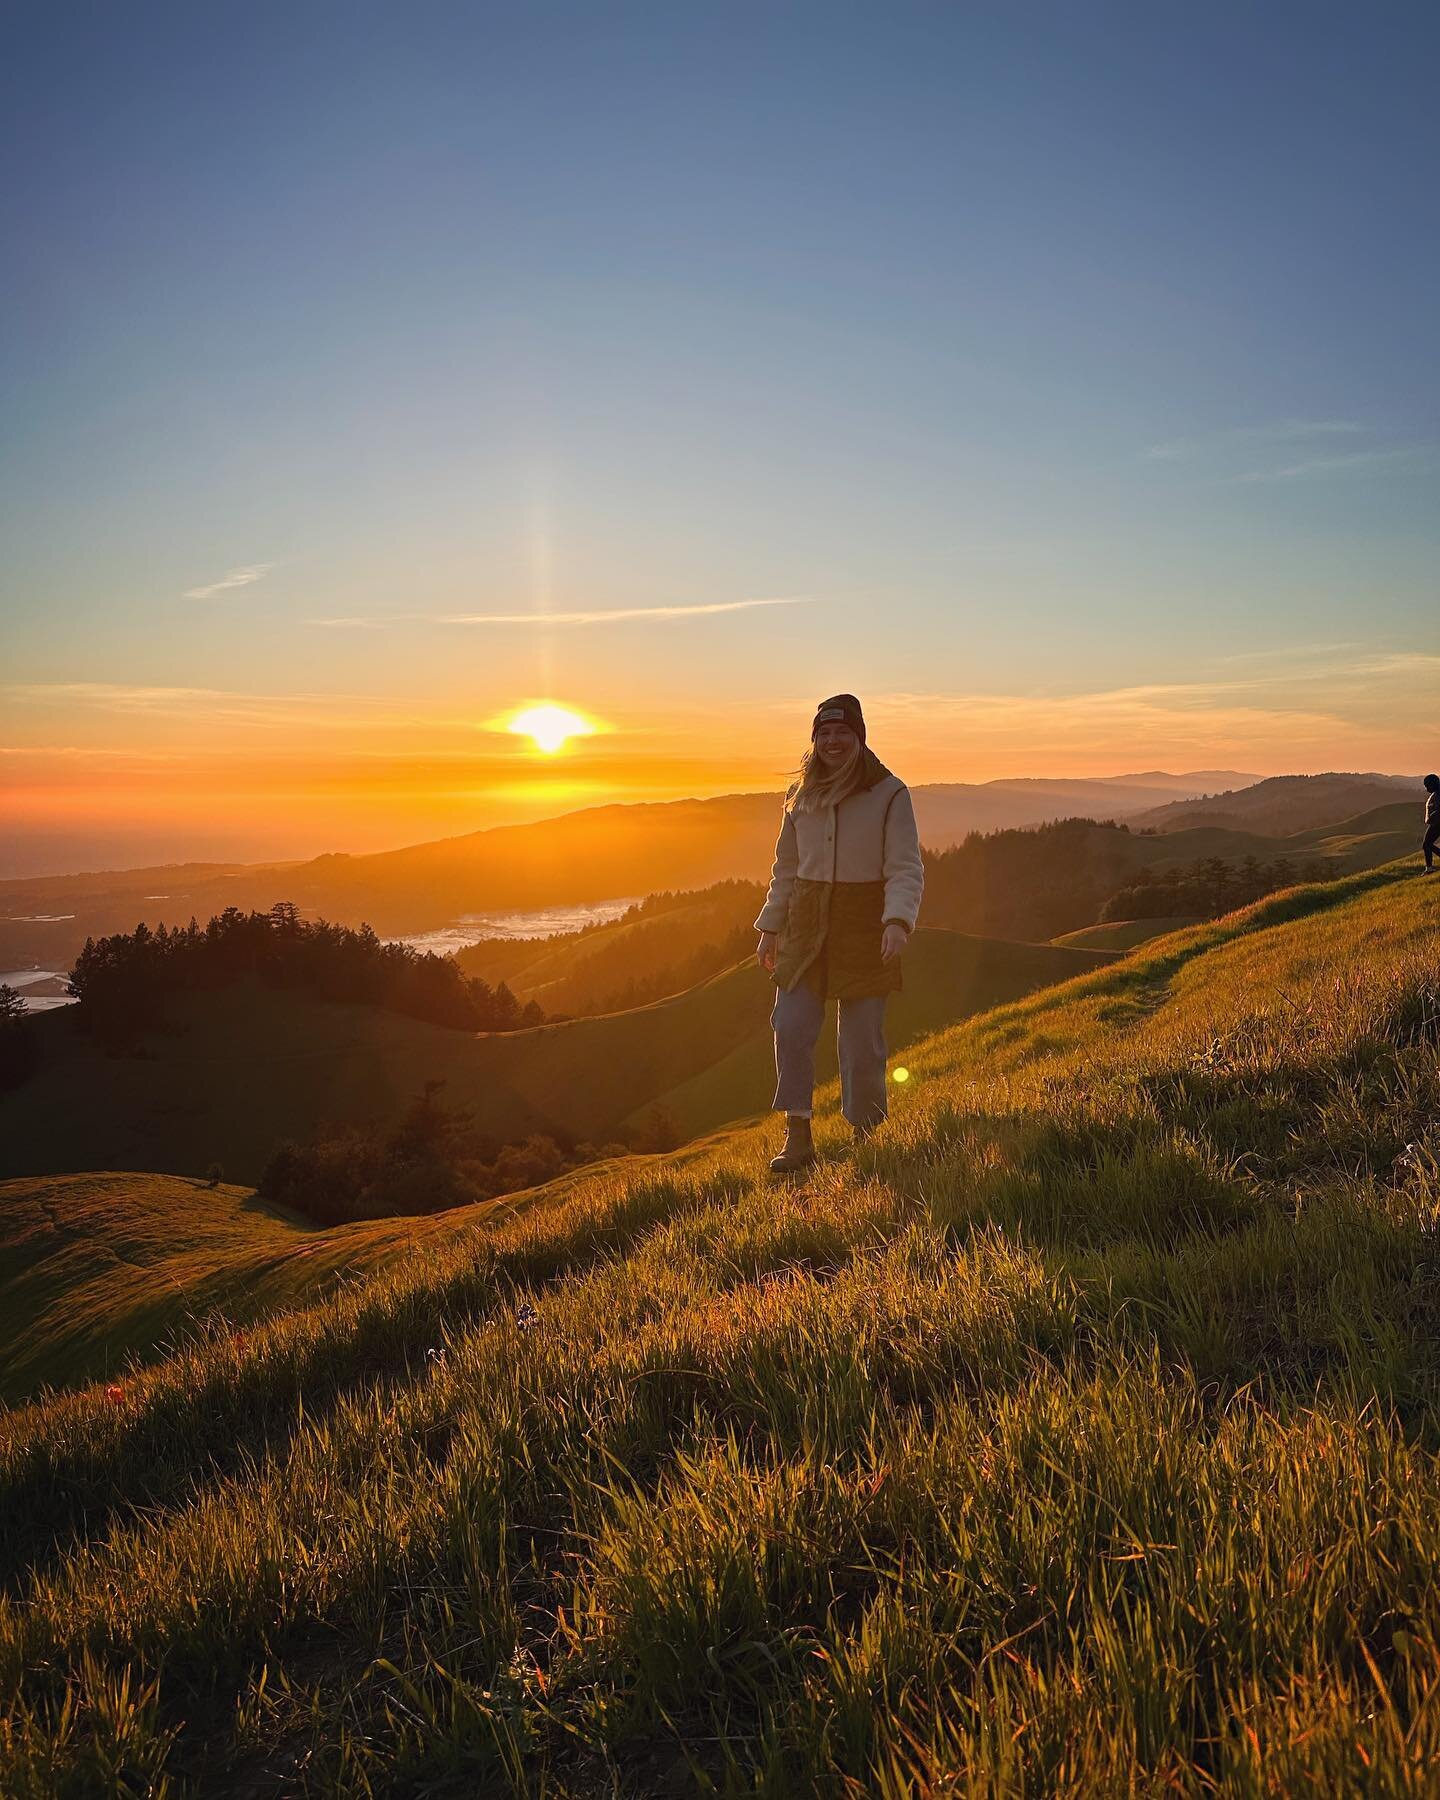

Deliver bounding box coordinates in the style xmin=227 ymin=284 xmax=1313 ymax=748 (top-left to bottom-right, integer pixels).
xmin=430 ymin=797 xmax=1422 ymax=1014
xmin=0 ymin=1172 xmax=516 ymax=1406
xmin=0 ymin=769 xmax=1259 ymax=971
xmin=3 ymin=858 xmax=1438 ymax=1790
xmin=0 ymin=928 xmax=1109 ymax=1186
xmin=920 ymin=799 xmax=1420 ymax=942
xmin=454 ymin=879 xmax=766 ymax=1015
xmin=1131 ymin=770 xmax=1415 ymax=834
xmin=1050 ymin=915 xmax=1203 ymax=952
xmin=906 ymin=768 xmax=1260 ymax=846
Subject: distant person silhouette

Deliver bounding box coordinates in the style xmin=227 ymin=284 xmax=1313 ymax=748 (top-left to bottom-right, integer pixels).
xmin=753 ymin=694 xmax=924 ymax=1173
xmin=1424 ymin=773 xmax=1440 ymax=873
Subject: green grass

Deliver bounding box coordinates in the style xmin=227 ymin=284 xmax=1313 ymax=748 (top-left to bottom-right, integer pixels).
xmin=0 ymin=1173 xmax=527 ymax=1407
xmin=620 ymin=928 xmax=1110 ymax=1141
xmin=1051 ymin=916 xmax=1203 ymax=952
xmin=453 ymin=884 xmax=763 ymax=1013
xmin=2 ymin=859 xmax=1440 ymax=1793
xmin=0 ymin=928 xmax=1103 ymax=1185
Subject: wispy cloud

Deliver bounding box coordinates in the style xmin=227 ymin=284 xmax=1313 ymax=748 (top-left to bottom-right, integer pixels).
xmin=1213 ymin=640 xmax=1362 ymax=666
xmin=846 ymin=646 xmax=1440 ymax=763
xmin=855 ymin=681 xmax=1354 ymax=761
xmin=1144 ymin=421 xmax=1370 ymax=462
xmin=308 ymin=596 xmax=816 ymax=629
xmin=1348 ymin=651 xmax=1440 ymax=678
xmin=184 ymin=563 xmax=273 ymax=601
xmin=1232 ymin=447 xmax=1433 ymax=483
xmin=2 ymin=682 xmax=426 ymax=731
xmin=0 ymin=743 xmax=176 ymax=759
xmin=1144 ymin=422 xmax=1433 ymax=488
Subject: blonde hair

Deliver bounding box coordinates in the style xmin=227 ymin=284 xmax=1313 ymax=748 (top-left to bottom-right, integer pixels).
xmin=784 ymin=736 xmax=863 ymax=815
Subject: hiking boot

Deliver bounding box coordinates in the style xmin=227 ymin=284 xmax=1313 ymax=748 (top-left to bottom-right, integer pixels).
xmin=768 ymin=1113 xmax=817 ymax=1174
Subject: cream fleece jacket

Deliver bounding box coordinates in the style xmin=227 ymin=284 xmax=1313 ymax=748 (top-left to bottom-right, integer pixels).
xmin=753 ymin=775 xmax=925 ymax=935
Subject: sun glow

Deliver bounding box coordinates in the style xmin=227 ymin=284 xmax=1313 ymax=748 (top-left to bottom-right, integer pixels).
xmin=501 ymin=704 xmax=599 ymax=755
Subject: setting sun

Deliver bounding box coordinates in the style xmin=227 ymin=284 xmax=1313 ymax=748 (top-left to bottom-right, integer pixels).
xmin=503 ymin=704 xmax=599 ymax=755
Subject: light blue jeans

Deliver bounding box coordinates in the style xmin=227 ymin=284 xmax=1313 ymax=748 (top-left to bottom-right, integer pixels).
xmin=770 ymin=981 xmax=890 ymax=1129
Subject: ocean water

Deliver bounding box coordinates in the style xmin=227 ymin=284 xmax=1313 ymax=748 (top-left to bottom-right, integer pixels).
xmin=1 ymin=896 xmax=648 ymax=1014
xmin=0 ymin=968 xmax=74 ymax=1014
xmin=390 ymin=895 xmax=647 ymax=958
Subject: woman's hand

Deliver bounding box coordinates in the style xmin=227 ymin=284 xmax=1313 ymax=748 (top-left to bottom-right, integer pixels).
xmin=881 ymin=921 xmax=909 ymax=962
xmin=757 ymin=930 xmax=778 ymax=973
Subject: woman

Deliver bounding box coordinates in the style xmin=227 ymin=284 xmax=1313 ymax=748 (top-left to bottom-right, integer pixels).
xmin=754 ymin=693 xmax=924 ymax=1173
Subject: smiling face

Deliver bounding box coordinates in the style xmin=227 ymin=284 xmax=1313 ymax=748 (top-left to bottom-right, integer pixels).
xmin=813 ymin=721 xmax=860 ymax=764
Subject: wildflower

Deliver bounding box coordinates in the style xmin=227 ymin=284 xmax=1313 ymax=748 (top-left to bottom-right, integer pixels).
xmin=516 ymin=1301 xmax=539 ymax=1331
xmin=105 ymin=1383 xmax=124 ymax=1403
xmin=426 ymin=1346 xmax=447 ymax=1367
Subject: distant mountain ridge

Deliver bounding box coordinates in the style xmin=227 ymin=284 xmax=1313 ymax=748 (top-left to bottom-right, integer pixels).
xmin=909 ymin=770 xmax=1261 ymax=848
xmin=1132 ymin=772 xmax=1416 ymax=835
xmin=0 ymin=770 xmax=1261 ymax=969
xmin=914 ymin=800 xmax=1416 ymax=944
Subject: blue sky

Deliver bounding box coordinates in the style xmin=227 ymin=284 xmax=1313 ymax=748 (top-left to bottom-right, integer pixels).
xmin=3 ymin=2 xmax=1438 ymax=869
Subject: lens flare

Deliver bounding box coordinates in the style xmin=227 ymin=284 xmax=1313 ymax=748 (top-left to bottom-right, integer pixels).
xmin=891 ymin=1066 xmax=909 ymax=1083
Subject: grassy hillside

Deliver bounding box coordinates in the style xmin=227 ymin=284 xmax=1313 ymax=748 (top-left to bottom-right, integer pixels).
xmin=1132 ymin=770 xmax=1413 ymax=834
xmin=3 ymin=860 xmax=1439 ymax=1791
xmin=0 ymin=929 xmax=1104 ymax=1185
xmin=436 ymin=803 xmax=1422 ymax=1018
xmin=626 ymin=929 xmax=1110 ymax=1141
xmin=455 ymin=881 xmax=765 ymax=1015
xmin=1052 ymin=915 xmax=1202 ymax=952
xmin=0 ymin=1173 xmax=519 ymax=1406
xmin=922 ymin=800 xmax=1419 ymax=943
xmin=1296 ymin=799 xmax=1418 ymax=859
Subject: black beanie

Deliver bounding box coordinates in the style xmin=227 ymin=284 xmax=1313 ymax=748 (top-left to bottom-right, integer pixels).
xmin=811 ymin=693 xmax=866 ymax=745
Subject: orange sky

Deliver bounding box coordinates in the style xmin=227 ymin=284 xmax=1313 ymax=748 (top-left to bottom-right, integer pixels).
xmin=4 ymin=655 xmax=1433 ymax=875
xmin=6 ymin=7 xmax=1438 ymax=881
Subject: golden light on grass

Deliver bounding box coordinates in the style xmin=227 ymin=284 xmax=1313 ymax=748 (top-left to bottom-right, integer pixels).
xmin=11 ymin=866 xmax=1440 ymax=1789
xmin=501 ymin=704 xmax=600 ymax=755
xmin=891 ymin=1066 xmax=909 ymax=1083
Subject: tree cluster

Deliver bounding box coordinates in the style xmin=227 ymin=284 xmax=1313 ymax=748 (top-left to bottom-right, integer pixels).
xmin=68 ymin=902 xmax=547 ymax=1046
xmin=258 ymin=1080 xmax=632 ymax=1225
xmin=921 ymin=818 xmax=1140 ymax=942
xmin=1100 ymin=854 xmax=1325 ymax=923
xmin=0 ymin=984 xmax=39 ymax=1090
xmin=588 ymin=922 xmax=759 ymax=1013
